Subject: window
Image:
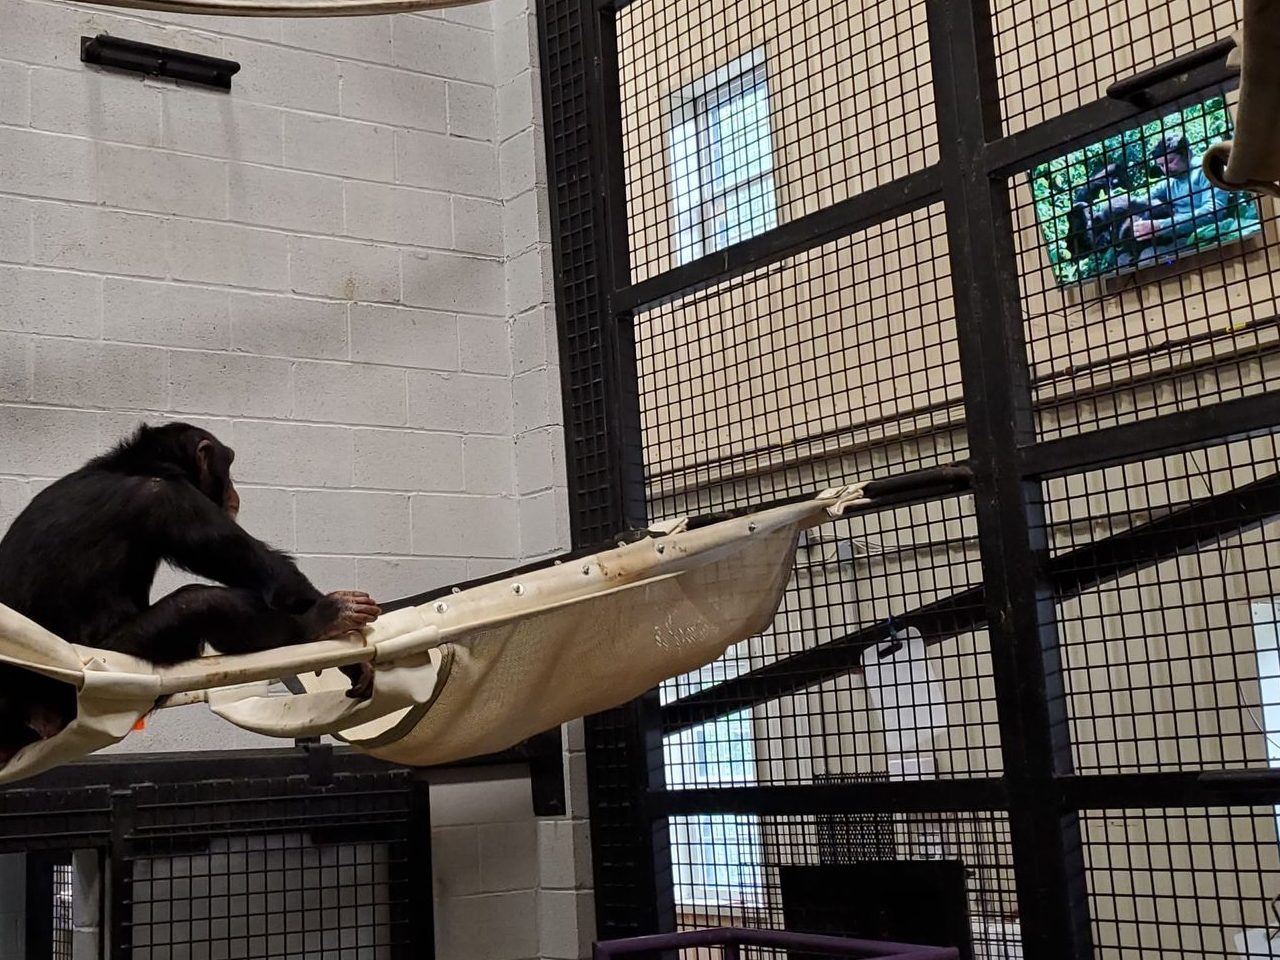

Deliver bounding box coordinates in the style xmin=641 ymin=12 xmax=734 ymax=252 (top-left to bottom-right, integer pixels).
xmin=668 ymin=50 xmax=778 ymax=266
xmin=663 ymin=658 xmax=764 ymax=907
xmin=1250 ymin=599 xmax=1280 ymax=863
xmin=1252 ymin=601 xmax=1280 ymax=837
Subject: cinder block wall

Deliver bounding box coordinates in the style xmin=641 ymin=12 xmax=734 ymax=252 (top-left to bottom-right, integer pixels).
xmin=0 ymin=0 xmax=565 ymax=728
xmin=0 ymin=0 xmax=587 ymax=956
xmin=0 ymin=0 xmax=564 ymax=596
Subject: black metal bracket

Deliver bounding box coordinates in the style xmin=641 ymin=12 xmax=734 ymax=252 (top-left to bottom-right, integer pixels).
xmin=528 ymin=729 xmax=568 ymax=817
xmin=1106 ymin=36 xmax=1237 ymax=107
xmin=80 ymin=34 xmax=241 ymax=91
xmin=303 ymin=741 xmax=335 ymax=788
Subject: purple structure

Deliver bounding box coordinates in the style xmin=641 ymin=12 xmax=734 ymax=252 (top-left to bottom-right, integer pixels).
xmin=593 ymin=927 xmax=960 ymax=960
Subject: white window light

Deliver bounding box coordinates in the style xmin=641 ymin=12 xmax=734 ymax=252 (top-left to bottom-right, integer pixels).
xmin=667 ymin=49 xmax=778 ymax=266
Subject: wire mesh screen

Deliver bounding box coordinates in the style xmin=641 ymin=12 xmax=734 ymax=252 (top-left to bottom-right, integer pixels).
xmin=1047 ymin=434 xmax=1280 ymax=774
xmin=558 ymin=0 xmax=1280 ymax=949
xmin=1011 ymin=87 xmax=1280 ymax=441
xmin=541 ymin=0 xmax=622 ymax=546
xmin=53 ymin=862 xmax=73 ymax=960
xmin=1084 ymin=807 xmax=1280 ymax=959
xmin=126 ymin=835 xmax=398 ymax=960
xmin=662 ymin=495 xmax=1001 ymax=786
xmin=991 ymin=0 xmax=1240 ymax=136
xmin=618 ymin=0 xmax=938 ymax=283
xmin=666 ymin=813 xmax=1019 ymax=959
xmin=635 ymin=204 xmax=960 ymax=522
xmin=117 ymin=774 xmax=417 ymax=960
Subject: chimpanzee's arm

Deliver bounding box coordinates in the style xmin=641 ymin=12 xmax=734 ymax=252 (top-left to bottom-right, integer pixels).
xmin=144 ymin=478 xmax=323 ymax=614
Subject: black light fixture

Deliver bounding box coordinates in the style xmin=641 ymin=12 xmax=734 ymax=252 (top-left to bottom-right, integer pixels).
xmin=80 ymin=34 xmax=242 ymax=91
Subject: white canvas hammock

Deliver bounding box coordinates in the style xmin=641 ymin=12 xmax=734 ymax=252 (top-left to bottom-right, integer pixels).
xmin=0 ymin=485 xmax=878 ymax=785
xmin=54 ymin=0 xmax=486 ymax=16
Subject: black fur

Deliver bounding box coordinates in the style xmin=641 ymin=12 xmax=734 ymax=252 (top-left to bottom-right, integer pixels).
xmin=0 ymin=423 xmax=376 ymax=760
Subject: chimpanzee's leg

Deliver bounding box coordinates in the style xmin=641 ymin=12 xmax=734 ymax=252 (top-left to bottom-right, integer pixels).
xmin=100 ymin=586 xmax=378 ymax=698
xmin=100 ymin=585 xmax=310 ymax=663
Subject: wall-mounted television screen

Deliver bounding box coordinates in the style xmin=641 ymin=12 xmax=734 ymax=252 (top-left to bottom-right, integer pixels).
xmin=1029 ymin=95 xmax=1264 ymax=286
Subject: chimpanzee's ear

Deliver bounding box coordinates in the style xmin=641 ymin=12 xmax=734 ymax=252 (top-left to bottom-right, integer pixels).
xmin=195 ymin=438 xmax=214 ymax=474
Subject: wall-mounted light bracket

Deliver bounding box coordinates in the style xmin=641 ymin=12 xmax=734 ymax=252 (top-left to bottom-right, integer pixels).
xmin=80 ymin=34 xmax=242 ymax=91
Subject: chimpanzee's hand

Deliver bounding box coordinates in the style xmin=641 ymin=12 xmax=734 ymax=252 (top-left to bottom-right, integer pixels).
xmin=307 ymin=591 xmax=382 ymax=642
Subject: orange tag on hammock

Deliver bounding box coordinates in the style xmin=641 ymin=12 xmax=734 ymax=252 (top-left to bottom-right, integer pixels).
xmin=132 ymin=716 xmax=146 ymax=731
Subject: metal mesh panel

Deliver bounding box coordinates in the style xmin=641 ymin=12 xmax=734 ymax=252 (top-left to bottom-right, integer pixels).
xmin=666 ymin=813 xmax=1019 ymax=959
xmin=1047 ymin=434 xmax=1280 ymax=774
xmin=53 ymin=862 xmax=73 ymax=960
xmin=662 ymin=495 xmax=1001 ymax=784
xmin=636 ymin=204 xmax=961 ymax=522
xmin=553 ymin=0 xmax=1280 ymax=949
xmin=117 ymin=773 xmax=418 ymax=960
xmin=619 ymin=0 xmax=938 ymax=283
xmin=991 ymin=0 xmax=1240 ymax=136
xmin=0 ymin=788 xmax=112 ymax=852
xmin=542 ymin=0 xmax=621 ymax=545
xmin=126 ymin=835 xmax=396 ymax=960
xmin=1012 ymin=88 xmax=1280 ymax=441
xmin=1084 ymin=807 xmax=1280 ymax=959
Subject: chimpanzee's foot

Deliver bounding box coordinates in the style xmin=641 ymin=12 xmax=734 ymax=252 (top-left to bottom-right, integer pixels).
xmin=340 ymin=662 xmax=375 ymax=700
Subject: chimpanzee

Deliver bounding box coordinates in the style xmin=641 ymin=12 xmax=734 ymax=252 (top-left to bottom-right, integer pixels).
xmin=1065 ymin=192 xmax=1173 ymax=267
xmin=0 ymin=423 xmax=382 ymax=763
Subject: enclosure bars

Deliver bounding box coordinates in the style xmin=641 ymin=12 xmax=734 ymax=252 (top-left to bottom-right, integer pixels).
xmin=537 ymin=0 xmax=1274 ymax=958
xmin=927 ymin=0 xmax=1090 ymax=956
xmin=537 ymin=0 xmax=676 ymax=939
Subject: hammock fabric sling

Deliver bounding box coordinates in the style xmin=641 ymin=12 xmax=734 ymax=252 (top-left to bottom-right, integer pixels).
xmin=0 ymin=484 xmax=907 ymax=785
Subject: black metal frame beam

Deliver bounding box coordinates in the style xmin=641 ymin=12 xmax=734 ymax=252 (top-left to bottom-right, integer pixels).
xmin=616 ymin=168 xmax=944 ymax=314
xmin=538 ymin=0 xmax=675 ymax=941
xmin=1022 ymin=388 xmax=1280 ymax=478
xmin=648 ymin=778 xmax=1007 ymax=817
xmin=645 ymin=768 xmax=1280 ymax=817
xmin=928 ymin=1 xmax=1091 ymax=951
xmin=982 ymin=54 xmax=1238 ymax=177
xmin=1063 ymin=769 xmax=1280 ymax=809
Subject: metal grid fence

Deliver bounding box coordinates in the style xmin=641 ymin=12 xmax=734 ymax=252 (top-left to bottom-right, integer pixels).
xmin=618 ymin=0 xmax=938 ymax=284
xmin=990 ymin=0 xmax=1240 ymax=136
xmin=636 ymin=205 xmax=962 ymax=522
xmin=0 ymin=754 xmax=430 ymax=960
xmin=541 ymin=0 xmax=1280 ymax=956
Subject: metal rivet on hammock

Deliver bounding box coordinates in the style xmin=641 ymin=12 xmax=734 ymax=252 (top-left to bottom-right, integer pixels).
xmin=582 ymin=564 xmax=591 ymax=575
xmin=748 ymin=522 xmax=758 ymax=532
xmin=513 ymin=583 xmax=525 ymax=596
xmin=656 ymin=543 xmax=665 ymax=554
xmin=434 ymin=602 xmax=448 ymax=614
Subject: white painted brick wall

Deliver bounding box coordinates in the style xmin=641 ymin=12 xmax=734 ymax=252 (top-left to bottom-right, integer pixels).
xmin=1 ymin=0 xmax=581 ymax=952
xmin=0 ymin=0 xmax=552 ymax=686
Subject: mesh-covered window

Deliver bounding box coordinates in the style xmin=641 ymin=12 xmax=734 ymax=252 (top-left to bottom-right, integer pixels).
xmin=668 ymin=51 xmax=778 ymax=266
xmin=620 ymin=0 xmax=938 ymax=282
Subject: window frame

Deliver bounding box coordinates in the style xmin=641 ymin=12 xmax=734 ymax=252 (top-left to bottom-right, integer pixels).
xmin=666 ymin=48 xmax=777 ymax=266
